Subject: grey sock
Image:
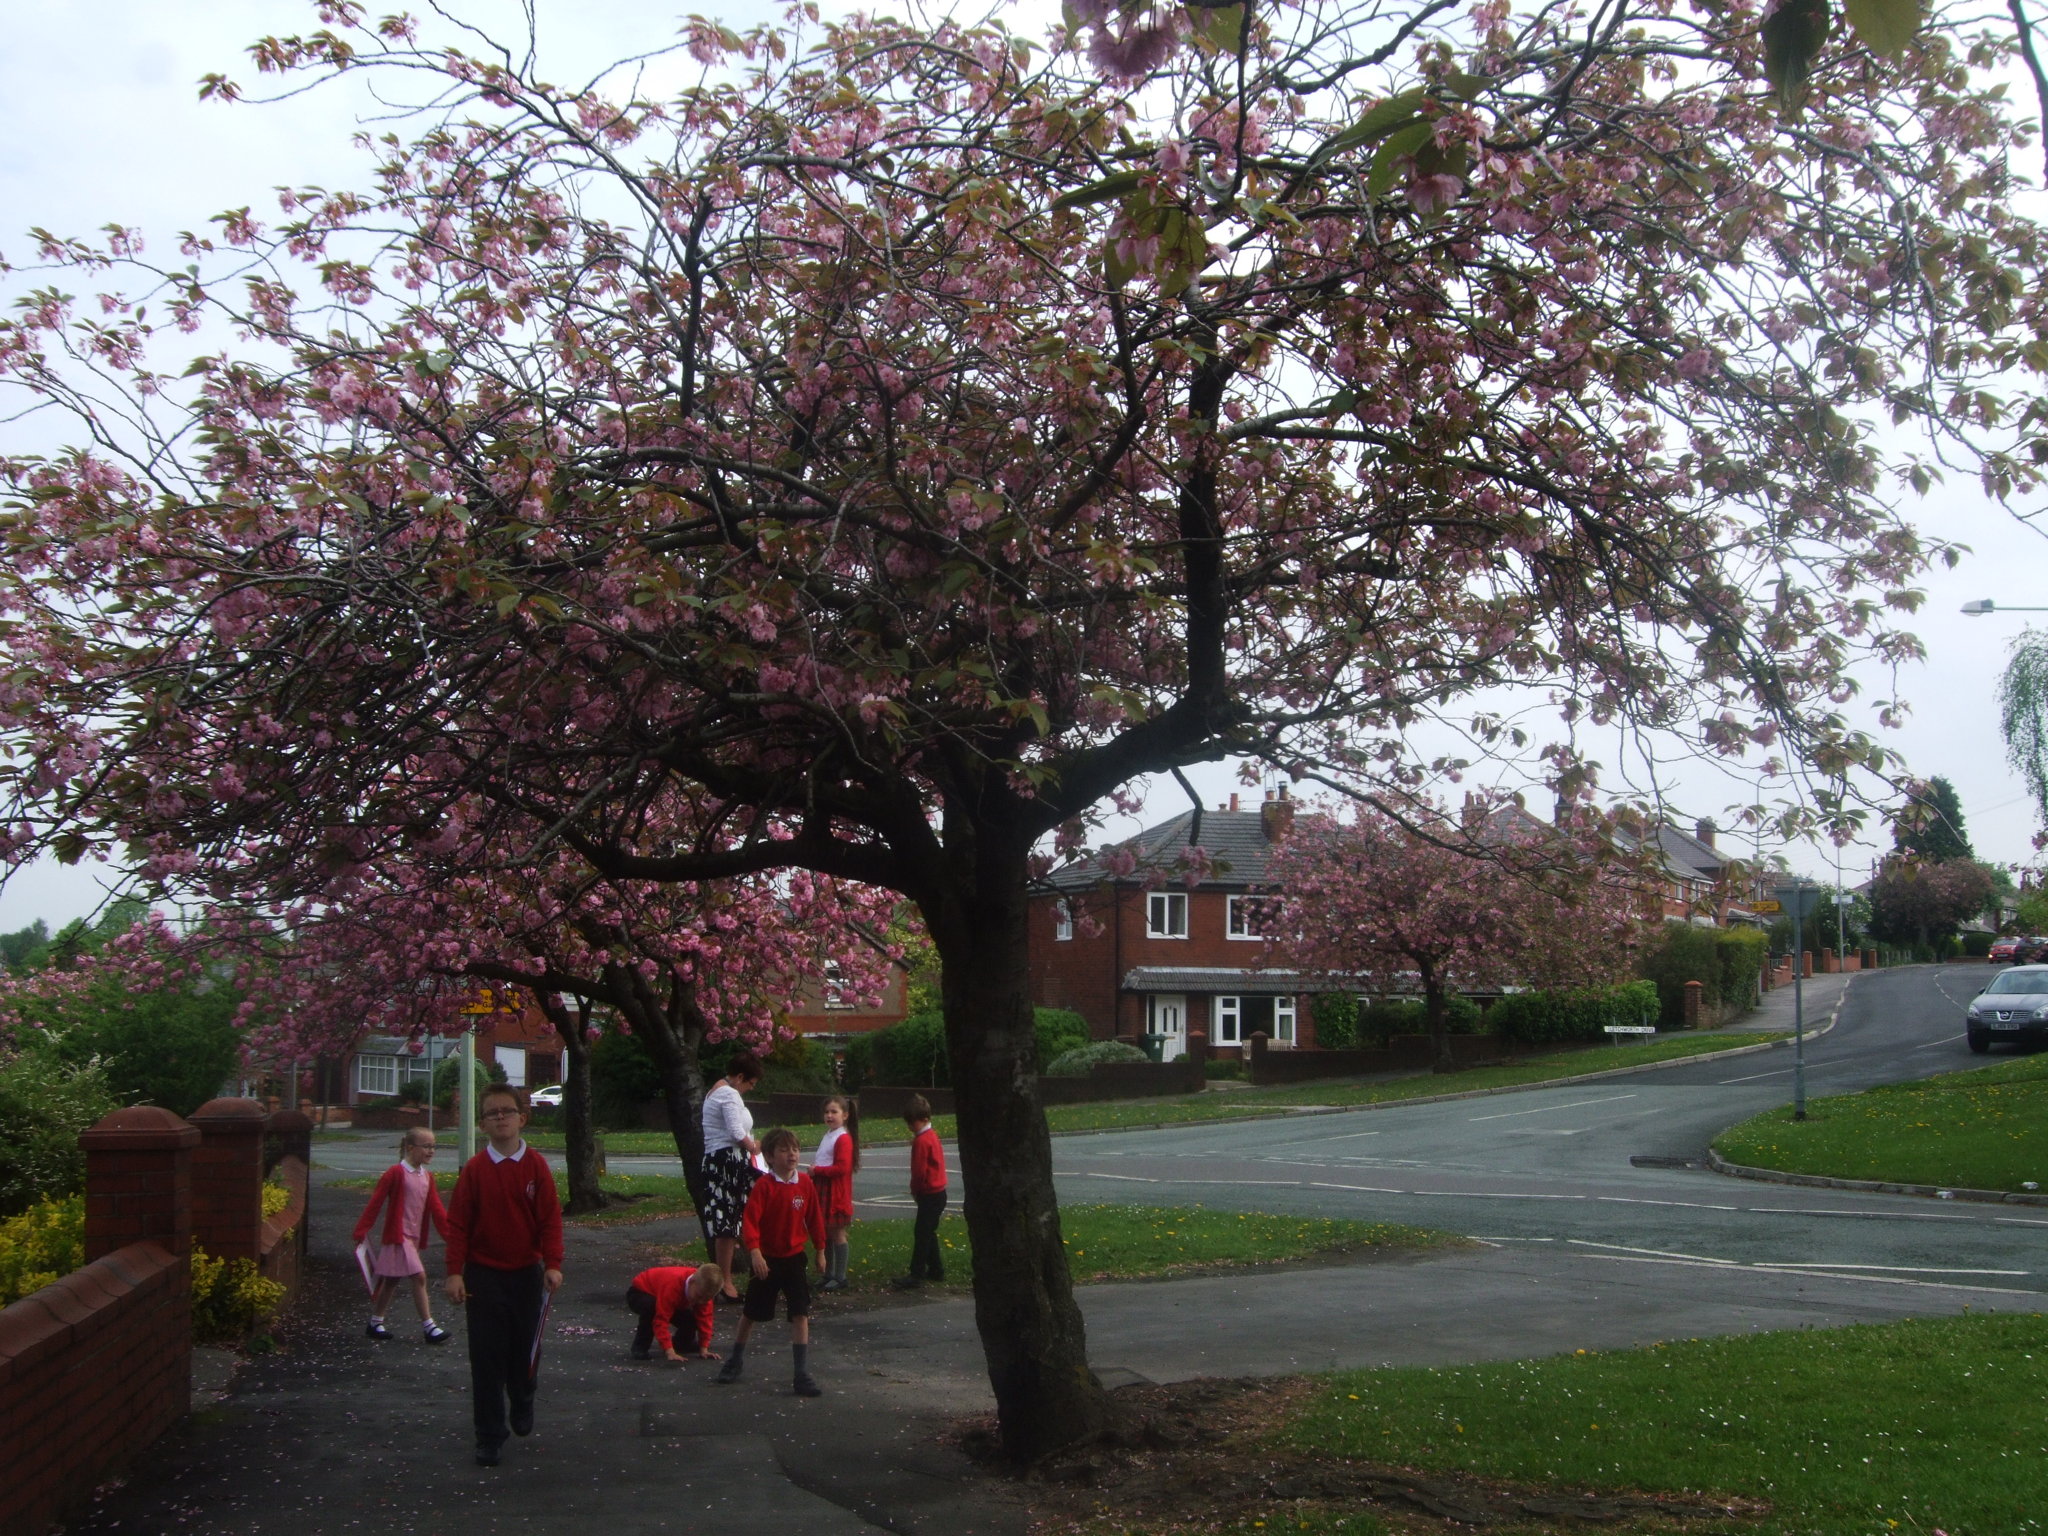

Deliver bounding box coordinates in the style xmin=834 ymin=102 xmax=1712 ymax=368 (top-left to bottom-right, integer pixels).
xmin=793 ymin=1342 xmax=809 ymax=1375
xmin=832 ymin=1242 xmax=849 ymax=1283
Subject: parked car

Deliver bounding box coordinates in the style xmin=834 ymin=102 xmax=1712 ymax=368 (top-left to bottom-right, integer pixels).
xmin=529 ymin=1083 xmax=565 ymax=1108
xmin=1964 ymin=965 xmax=2048 ymax=1052
xmin=2016 ymin=937 xmax=2048 ymax=965
xmin=1989 ymin=936 xmax=2021 ymax=963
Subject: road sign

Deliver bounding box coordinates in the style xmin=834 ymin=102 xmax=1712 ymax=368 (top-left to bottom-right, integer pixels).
xmin=1753 ymin=899 xmax=1782 ymax=914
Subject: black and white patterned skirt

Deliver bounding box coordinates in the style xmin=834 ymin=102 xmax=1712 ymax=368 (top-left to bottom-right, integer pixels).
xmin=699 ymin=1146 xmax=759 ymax=1239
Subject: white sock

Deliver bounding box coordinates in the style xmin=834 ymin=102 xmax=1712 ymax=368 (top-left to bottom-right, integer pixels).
xmin=369 ymin=1314 xmax=384 ymax=1324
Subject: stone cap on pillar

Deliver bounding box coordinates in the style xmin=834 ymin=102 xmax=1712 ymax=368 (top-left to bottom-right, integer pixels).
xmin=189 ymin=1098 xmax=269 ymax=1134
xmin=79 ymin=1105 xmax=200 ymax=1152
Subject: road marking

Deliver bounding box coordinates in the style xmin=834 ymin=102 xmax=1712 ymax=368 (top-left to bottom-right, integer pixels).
xmin=1747 ymin=1206 xmax=1973 ymax=1222
xmin=1422 ymin=1190 xmax=1589 ymax=1200
xmin=1469 ymin=1093 xmax=1637 ymax=1122
xmin=1322 ymin=1129 xmax=1384 ymax=1140
xmin=1596 ymin=1196 xmax=1740 ymax=1211
xmin=1503 ymin=1128 xmax=1593 ymax=1136
xmin=1764 ymin=1262 xmax=2028 ymax=1275
xmin=1309 ymin=1181 xmax=1408 ymax=1194
xmin=1570 ymin=1238 xmax=1737 ymax=1264
xmin=1082 ymin=1172 xmax=1160 ymax=1183
xmin=1914 ymin=1033 xmax=1966 ymax=1049
xmin=1995 ymin=1216 xmax=2048 ymax=1228
xmin=1717 ymin=1066 xmax=1795 ymax=1083
xmin=1473 ymin=1235 xmax=1554 ymax=1241
xmin=1577 ymin=1253 xmax=2041 ymax=1296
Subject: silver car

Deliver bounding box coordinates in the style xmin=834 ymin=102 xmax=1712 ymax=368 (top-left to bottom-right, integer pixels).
xmin=1964 ymin=964 xmax=2048 ymax=1053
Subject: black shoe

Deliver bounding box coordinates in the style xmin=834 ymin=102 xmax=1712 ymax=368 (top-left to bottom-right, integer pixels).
xmin=475 ymin=1441 xmax=502 ymax=1467
xmin=715 ymin=1356 xmax=744 ymax=1384
xmin=630 ymin=1346 xmax=651 ymax=1361
xmin=889 ymin=1275 xmax=923 ymax=1291
xmin=422 ymin=1322 xmax=450 ymax=1344
xmin=717 ymin=1291 xmax=742 ymax=1307
xmin=366 ymin=1320 xmax=391 ymax=1340
xmin=793 ymin=1372 xmax=823 ymax=1397
xmin=510 ymin=1402 xmax=534 ymax=1437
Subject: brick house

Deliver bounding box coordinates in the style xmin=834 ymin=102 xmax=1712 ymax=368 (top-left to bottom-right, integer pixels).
xmin=1027 ymin=788 xmax=1321 ymax=1060
xmin=1631 ymin=818 xmax=1766 ymax=927
xmin=341 ymin=990 xmax=562 ymax=1106
xmin=780 ymin=960 xmax=911 ymax=1037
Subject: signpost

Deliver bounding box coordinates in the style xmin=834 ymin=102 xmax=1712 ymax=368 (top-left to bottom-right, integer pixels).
xmin=1783 ymin=884 xmax=1822 ymax=1121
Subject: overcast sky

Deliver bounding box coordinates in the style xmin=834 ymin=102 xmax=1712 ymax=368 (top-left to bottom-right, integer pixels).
xmin=2 ymin=0 xmax=2043 ymax=932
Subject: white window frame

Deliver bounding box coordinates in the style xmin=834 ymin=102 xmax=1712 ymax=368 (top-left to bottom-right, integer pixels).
xmin=1054 ymin=899 xmax=1073 ymax=941
xmin=1274 ymin=995 xmax=1298 ymax=1047
xmin=1146 ymin=890 xmax=1188 ymax=939
xmin=355 ymin=1053 xmax=399 ymax=1097
xmin=821 ymin=961 xmax=855 ymax=1011
xmin=1212 ymin=994 xmax=1241 ymax=1045
xmin=1226 ymin=895 xmax=1266 ymax=940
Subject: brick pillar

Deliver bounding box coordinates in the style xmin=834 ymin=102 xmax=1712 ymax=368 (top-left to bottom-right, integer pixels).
xmin=188 ymin=1098 xmax=268 ymax=1263
xmin=1184 ymin=1029 xmax=1209 ymax=1089
xmin=1820 ymin=947 xmax=1837 ymax=974
xmin=1759 ymin=958 xmax=1774 ymax=994
xmin=1864 ymin=947 xmax=1878 ymax=970
xmin=79 ymin=1106 xmax=199 ymax=1263
xmin=265 ymin=1107 xmax=313 ymax=1176
xmin=1244 ymin=1029 xmax=1268 ymax=1084
xmin=1801 ymin=951 xmax=1814 ymax=978
xmin=1681 ymin=980 xmax=1703 ymax=1029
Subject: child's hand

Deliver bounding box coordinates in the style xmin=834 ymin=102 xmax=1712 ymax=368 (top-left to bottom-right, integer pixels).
xmin=695 ymin=1348 xmax=722 ymax=1361
xmin=750 ymin=1250 xmax=769 ymax=1279
xmin=444 ymin=1275 xmax=467 ymax=1305
xmin=663 ymin=1347 xmax=685 ymax=1363
xmin=544 ymin=1268 xmax=563 ymax=1293
xmin=815 ymin=1253 xmax=827 ymax=1276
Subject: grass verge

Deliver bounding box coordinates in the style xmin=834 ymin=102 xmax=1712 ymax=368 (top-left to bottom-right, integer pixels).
xmin=648 ymin=1204 xmax=1456 ymax=1294
xmin=326 ymin=1170 xmax=696 ymax=1225
xmin=1714 ymin=1051 xmax=2048 ymax=1192
xmin=1280 ymin=1313 xmax=2048 ymax=1535
xmin=528 ymin=1031 xmax=1787 ymax=1154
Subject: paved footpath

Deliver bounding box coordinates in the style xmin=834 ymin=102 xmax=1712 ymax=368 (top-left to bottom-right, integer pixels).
xmin=67 ymin=1068 xmax=2009 ymax=1536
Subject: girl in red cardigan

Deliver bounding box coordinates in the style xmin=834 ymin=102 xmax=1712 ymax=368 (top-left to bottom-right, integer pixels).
xmin=351 ymin=1127 xmax=451 ymax=1342
xmin=810 ymin=1095 xmax=859 ymax=1291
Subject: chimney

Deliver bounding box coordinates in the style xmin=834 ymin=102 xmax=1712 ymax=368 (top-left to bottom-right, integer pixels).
xmin=1229 ymin=793 xmax=1240 ymax=813
xmin=1262 ymin=785 xmax=1294 ymax=841
xmin=1695 ymin=817 xmax=1716 ymax=848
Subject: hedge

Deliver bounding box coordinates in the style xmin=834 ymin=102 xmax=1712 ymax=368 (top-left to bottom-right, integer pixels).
xmin=842 ymin=1006 xmax=1091 ymax=1090
xmin=1311 ymin=991 xmax=1359 ymax=1048
xmin=1044 ymin=1040 xmax=1150 ymax=1076
xmin=1489 ymin=979 xmax=1660 ymax=1044
xmin=1357 ymin=995 xmax=1483 ymax=1043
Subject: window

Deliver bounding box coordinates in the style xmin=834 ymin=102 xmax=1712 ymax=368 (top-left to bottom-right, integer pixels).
xmin=1273 ymin=995 xmax=1297 ymax=1047
xmin=822 ymin=961 xmax=855 ymax=1011
xmin=1054 ymin=899 xmax=1073 ymax=941
xmin=1226 ymin=896 xmax=1266 ymax=940
xmin=1146 ymin=891 xmax=1188 ymax=938
xmin=1213 ymin=995 xmax=1241 ymax=1044
xmin=355 ymin=1054 xmax=399 ymax=1097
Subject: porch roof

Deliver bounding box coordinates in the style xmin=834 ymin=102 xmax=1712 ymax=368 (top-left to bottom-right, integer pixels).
xmin=1120 ymin=965 xmax=1332 ymax=993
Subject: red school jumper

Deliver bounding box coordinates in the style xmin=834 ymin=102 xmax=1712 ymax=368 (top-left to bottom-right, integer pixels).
xmin=810 ymin=1130 xmax=857 ymax=1225
xmin=909 ymin=1125 xmax=947 ymax=1198
xmin=741 ymin=1169 xmax=826 ymax=1259
xmin=444 ymin=1146 xmax=564 ymax=1275
xmin=628 ymin=1265 xmax=717 ymax=1354
xmin=353 ymin=1161 xmax=449 ymax=1248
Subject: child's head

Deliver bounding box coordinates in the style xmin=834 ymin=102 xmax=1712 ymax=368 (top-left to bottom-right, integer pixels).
xmin=903 ymin=1094 xmax=932 ymax=1129
xmin=685 ymin=1264 xmax=725 ymax=1303
xmin=479 ymin=1084 xmax=530 ymax=1149
xmin=401 ymin=1126 xmax=437 ymax=1165
xmin=760 ymin=1125 xmax=801 ymax=1175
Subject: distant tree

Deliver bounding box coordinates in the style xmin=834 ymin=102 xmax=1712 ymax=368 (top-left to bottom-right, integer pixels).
xmin=1866 ymin=858 xmax=1999 ymax=950
xmin=0 ymin=921 xmax=47 ymax=972
xmin=1894 ymin=778 xmax=1974 ymax=864
xmin=2000 ymin=631 xmax=2048 ymax=835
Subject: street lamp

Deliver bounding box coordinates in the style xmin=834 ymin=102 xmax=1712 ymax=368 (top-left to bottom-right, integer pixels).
xmin=1962 ymin=599 xmax=2048 ymax=615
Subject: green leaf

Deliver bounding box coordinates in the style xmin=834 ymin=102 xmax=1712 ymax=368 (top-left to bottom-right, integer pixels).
xmin=1366 ymin=121 xmax=1435 ymax=196
xmin=1843 ymin=0 xmax=1920 ymax=57
xmin=1187 ymin=2 xmax=1247 ymax=52
xmin=1307 ymin=90 xmax=1427 ymax=170
xmin=1761 ymin=0 xmax=1830 ymax=115
xmin=495 ymin=592 xmax=522 ymax=617
xmin=1102 ymin=236 xmax=1139 ymax=289
xmin=1054 ymin=170 xmax=1147 ymax=211
xmin=1443 ymin=70 xmax=1490 ymax=101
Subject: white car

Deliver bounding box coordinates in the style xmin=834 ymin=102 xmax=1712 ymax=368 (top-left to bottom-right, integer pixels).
xmin=528 ymin=1084 xmax=565 ymax=1108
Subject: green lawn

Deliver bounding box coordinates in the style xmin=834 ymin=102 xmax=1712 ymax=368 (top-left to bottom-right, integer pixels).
xmin=327 ymin=1170 xmax=696 ymax=1225
xmin=649 ymin=1204 xmax=1456 ymax=1292
xmin=1283 ymin=1314 xmax=2048 ymax=1535
xmin=1714 ymin=1051 xmax=2048 ymax=1192
xmin=526 ymin=1031 xmax=1786 ymax=1153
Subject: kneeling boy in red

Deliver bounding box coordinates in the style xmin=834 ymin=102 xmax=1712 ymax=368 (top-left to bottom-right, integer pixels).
xmin=715 ymin=1127 xmax=826 ymax=1395
xmin=626 ymin=1262 xmax=723 ymax=1362
xmin=444 ymin=1084 xmax=563 ymax=1467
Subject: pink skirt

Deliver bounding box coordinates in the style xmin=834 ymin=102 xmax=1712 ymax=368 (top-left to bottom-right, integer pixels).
xmin=368 ymin=1238 xmax=424 ymax=1278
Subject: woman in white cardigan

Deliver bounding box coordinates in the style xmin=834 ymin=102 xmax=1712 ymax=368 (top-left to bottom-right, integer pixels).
xmin=699 ymin=1053 xmax=763 ymax=1302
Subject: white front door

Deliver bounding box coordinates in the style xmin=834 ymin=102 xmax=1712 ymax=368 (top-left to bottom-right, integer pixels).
xmin=497 ymin=1045 xmax=527 ymax=1087
xmin=1148 ymin=994 xmax=1187 ymax=1061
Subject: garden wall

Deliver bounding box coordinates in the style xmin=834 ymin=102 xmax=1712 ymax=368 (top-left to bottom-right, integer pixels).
xmin=0 ymin=1099 xmax=307 ymax=1534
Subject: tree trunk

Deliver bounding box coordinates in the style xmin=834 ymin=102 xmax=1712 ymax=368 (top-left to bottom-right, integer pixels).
xmin=1421 ymin=962 xmax=1454 ymax=1072
xmin=609 ymin=965 xmax=713 ymax=1229
xmin=536 ymin=994 xmax=607 ymax=1214
xmin=926 ymin=831 xmax=1116 ymax=1464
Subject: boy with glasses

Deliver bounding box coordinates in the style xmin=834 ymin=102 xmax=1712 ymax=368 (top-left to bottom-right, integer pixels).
xmin=444 ymin=1084 xmax=563 ymax=1466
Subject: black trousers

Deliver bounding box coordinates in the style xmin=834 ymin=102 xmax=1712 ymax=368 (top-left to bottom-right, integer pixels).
xmin=465 ymin=1262 xmax=544 ymax=1447
xmin=626 ymin=1285 xmax=659 ymax=1356
xmin=909 ymin=1189 xmax=948 ymax=1281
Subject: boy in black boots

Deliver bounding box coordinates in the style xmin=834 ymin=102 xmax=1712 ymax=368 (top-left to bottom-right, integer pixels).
xmin=715 ymin=1127 xmax=827 ymax=1395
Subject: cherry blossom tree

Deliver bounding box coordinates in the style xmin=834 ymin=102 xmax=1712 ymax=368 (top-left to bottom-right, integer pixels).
xmin=6 ymin=0 xmax=2048 ymax=1457
xmin=1866 ymin=854 xmax=2000 ymax=949
xmin=1260 ymin=801 xmax=1647 ymax=1067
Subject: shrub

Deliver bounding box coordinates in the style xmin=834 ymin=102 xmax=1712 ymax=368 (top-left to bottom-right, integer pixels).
xmin=1204 ymin=1056 xmax=1245 ymax=1080
xmin=1489 ymin=980 xmax=1660 ymax=1044
xmin=589 ymin=1030 xmax=661 ymax=1129
xmin=1714 ymin=927 xmax=1769 ymax=1011
xmin=394 ymin=1077 xmax=428 ymax=1106
xmin=1637 ymin=921 xmax=1723 ymax=1026
xmin=190 ymin=1245 xmax=287 ymax=1343
xmin=1358 ymin=995 xmax=1482 ymax=1043
xmin=875 ymin=1009 xmax=950 ymax=1086
xmin=432 ymin=1051 xmax=508 ymax=1111
xmin=1310 ymin=991 xmax=1359 ymax=1049
xmin=1963 ymin=930 xmax=1994 ymax=957
xmin=0 ymin=1050 xmax=116 ymax=1217
xmin=759 ymin=1034 xmax=834 ymax=1095
xmin=0 ymin=1193 xmax=84 ymax=1306
xmin=1034 ymin=1008 xmax=1090 ymax=1068
xmin=1045 ymin=1040 xmax=1150 ymax=1076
